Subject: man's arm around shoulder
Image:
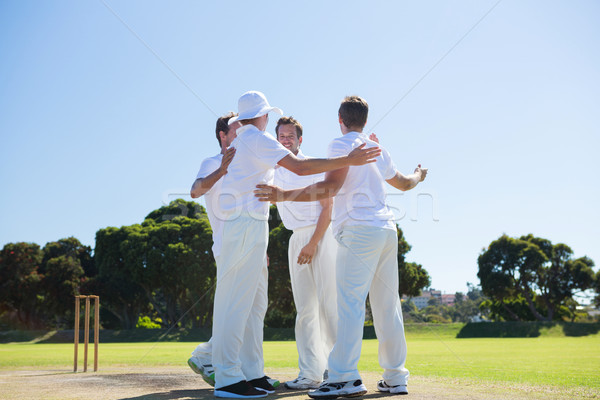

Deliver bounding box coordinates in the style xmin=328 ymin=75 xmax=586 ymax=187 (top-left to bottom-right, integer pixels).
xmin=276 ymin=143 xmax=380 ymax=176
xmin=190 ymin=148 xmax=236 ymax=198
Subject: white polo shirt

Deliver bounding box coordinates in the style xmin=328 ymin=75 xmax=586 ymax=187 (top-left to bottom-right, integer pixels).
xmin=274 ymin=150 xmax=324 ymax=231
xmin=327 ymin=131 xmax=397 ymax=235
xmin=195 ymin=153 xmax=226 ymax=257
xmin=220 ymin=124 xmax=291 ymax=219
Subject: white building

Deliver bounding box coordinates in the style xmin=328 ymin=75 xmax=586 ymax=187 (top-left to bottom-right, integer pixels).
xmin=405 ymin=289 xmax=443 ymax=310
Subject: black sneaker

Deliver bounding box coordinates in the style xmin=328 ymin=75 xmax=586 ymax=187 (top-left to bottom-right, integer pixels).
xmin=308 ymin=379 xmax=367 ymax=399
xmin=214 ymin=380 xmax=268 ymax=398
xmin=248 ymin=376 xmax=276 ymax=394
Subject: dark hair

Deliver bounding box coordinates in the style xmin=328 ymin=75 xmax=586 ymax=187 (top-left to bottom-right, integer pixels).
xmin=215 ymin=112 xmax=237 ymax=147
xmin=339 ymin=96 xmax=368 ymax=130
xmin=275 ymin=116 xmax=303 ymax=139
xmin=239 ymin=116 xmax=263 ymax=127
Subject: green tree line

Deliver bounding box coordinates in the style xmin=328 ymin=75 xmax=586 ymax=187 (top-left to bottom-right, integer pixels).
xmin=477 ymin=234 xmax=598 ymax=322
xmin=0 ymin=199 xmax=433 ymax=330
xmin=2 ymin=201 xmax=598 ymax=330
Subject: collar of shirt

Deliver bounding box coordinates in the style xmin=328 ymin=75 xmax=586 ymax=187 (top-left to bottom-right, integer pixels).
xmin=346 ymin=131 xmax=367 ymax=140
xmin=235 ymin=124 xmax=261 ymax=137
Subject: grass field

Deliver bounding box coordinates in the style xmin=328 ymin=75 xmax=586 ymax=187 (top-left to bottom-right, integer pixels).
xmin=1 ymin=327 xmax=598 ymax=392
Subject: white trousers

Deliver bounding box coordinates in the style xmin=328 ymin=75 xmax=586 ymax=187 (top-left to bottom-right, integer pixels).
xmin=288 ymin=225 xmax=338 ymax=382
xmin=328 ymin=225 xmax=409 ymax=386
xmin=212 ymin=214 xmax=269 ymax=388
xmin=191 ymin=337 xmax=212 ymax=360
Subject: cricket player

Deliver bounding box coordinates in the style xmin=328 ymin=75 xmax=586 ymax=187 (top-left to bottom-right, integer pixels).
xmin=254 ymin=95 xmax=428 ymax=398
xmin=212 ymin=91 xmax=381 ymax=398
xmin=274 ymin=116 xmax=337 ymax=390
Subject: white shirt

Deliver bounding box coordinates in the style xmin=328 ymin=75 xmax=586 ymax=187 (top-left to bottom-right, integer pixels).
xmin=274 ymin=150 xmax=325 ymax=231
xmin=327 ymin=131 xmax=397 ymax=235
xmin=220 ymin=124 xmax=291 ymax=219
xmin=195 ymin=153 xmax=225 ymax=256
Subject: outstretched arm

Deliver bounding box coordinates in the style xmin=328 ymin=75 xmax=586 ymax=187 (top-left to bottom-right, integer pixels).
xmin=297 ymin=197 xmax=333 ymax=265
xmin=386 ymin=164 xmax=428 ymax=191
xmin=255 ymin=167 xmax=349 ymax=203
xmin=277 ymin=143 xmax=380 ymax=176
xmin=190 ymin=148 xmax=236 ymax=198
xmin=368 ymin=134 xmax=428 ymax=191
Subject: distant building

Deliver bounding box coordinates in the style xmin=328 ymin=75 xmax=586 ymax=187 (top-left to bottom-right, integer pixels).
xmin=441 ymin=294 xmax=455 ymax=306
xmin=405 ymin=289 xmax=443 ymax=310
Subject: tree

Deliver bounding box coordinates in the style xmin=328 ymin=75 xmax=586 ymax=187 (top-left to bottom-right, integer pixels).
xmin=93 ymin=199 xmax=216 ymax=329
xmin=93 ymin=225 xmax=150 ymax=329
xmin=264 ymin=206 xmax=295 ymax=327
xmin=478 ymin=234 xmax=595 ymax=321
xmin=0 ymin=242 xmax=44 ymax=328
xmin=40 ymin=237 xmax=92 ymax=328
xmin=397 ymin=227 xmax=431 ymax=297
xmin=595 ymin=270 xmax=600 ymax=309
xmin=41 ymin=237 xmax=95 ymax=277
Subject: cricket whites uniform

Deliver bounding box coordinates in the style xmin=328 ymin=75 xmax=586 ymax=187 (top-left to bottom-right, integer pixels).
xmin=326 ymin=131 xmax=409 ymax=386
xmin=274 ymin=150 xmax=338 ymax=382
xmin=212 ymin=124 xmax=291 ymax=388
xmin=189 ymin=154 xmax=225 ymax=363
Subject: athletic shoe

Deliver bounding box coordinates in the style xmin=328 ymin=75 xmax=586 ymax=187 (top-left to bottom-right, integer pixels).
xmin=267 ymin=376 xmax=280 ymax=388
xmin=214 ymin=380 xmax=268 ymax=398
xmin=284 ymin=376 xmax=322 ymax=390
xmin=187 ymin=356 xmax=215 ymax=386
xmin=377 ymin=380 xmax=408 ymax=395
xmin=248 ymin=376 xmax=277 ymax=393
xmin=308 ymin=379 xmax=367 ymax=399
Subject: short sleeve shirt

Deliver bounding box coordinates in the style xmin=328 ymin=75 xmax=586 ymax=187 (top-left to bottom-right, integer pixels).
xmin=327 ymin=131 xmax=397 ymax=235
xmin=274 ymin=150 xmax=324 ymax=231
xmin=219 ymin=124 xmax=292 ymax=219
xmin=195 ymin=153 xmax=225 ymax=256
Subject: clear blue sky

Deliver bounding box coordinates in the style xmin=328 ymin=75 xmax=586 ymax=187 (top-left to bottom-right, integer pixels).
xmin=1 ymin=1 xmax=598 ymax=294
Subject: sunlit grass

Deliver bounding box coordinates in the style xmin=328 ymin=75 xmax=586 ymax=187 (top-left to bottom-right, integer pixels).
xmin=0 ymin=333 xmax=598 ymax=390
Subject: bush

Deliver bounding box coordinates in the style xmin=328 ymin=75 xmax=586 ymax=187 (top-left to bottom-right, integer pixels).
xmin=136 ymin=316 xmax=162 ymax=329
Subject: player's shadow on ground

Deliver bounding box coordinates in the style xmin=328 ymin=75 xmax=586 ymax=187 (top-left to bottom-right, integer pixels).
xmin=118 ymin=389 xmax=398 ymax=400
xmin=118 ymin=389 xmax=213 ymax=399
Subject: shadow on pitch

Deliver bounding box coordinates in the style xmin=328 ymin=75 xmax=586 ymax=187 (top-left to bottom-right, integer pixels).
xmin=118 ymin=388 xmax=398 ymax=400
xmin=118 ymin=389 xmax=213 ymax=399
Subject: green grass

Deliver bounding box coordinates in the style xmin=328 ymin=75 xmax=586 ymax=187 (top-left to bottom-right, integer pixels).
xmin=0 ymin=331 xmax=598 ymax=391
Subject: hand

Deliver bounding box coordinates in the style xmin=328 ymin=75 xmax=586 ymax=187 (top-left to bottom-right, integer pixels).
xmin=369 ymin=133 xmax=379 ymax=144
xmin=297 ymin=242 xmax=318 ymax=265
xmin=415 ymin=164 xmax=428 ymax=182
xmin=347 ymin=143 xmax=381 ymax=166
xmin=254 ymin=184 xmax=285 ymax=202
xmin=219 ymin=147 xmax=236 ymax=173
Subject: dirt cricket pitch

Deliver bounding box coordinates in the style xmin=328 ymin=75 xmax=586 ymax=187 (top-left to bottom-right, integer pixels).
xmin=0 ymin=366 xmax=595 ymax=400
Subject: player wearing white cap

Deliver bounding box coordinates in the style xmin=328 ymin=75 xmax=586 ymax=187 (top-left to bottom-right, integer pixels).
xmin=187 ymin=112 xmax=281 ymax=391
xmin=212 ymin=91 xmax=381 ymax=398
xmin=274 ymin=117 xmax=337 ymax=390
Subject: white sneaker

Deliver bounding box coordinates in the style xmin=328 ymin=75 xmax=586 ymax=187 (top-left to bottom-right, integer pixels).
xmin=377 ymin=380 xmax=408 ymax=395
xmin=308 ymin=380 xmax=367 ymax=399
xmin=187 ymin=356 xmax=215 ymax=386
xmin=284 ymin=376 xmax=322 ymax=390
